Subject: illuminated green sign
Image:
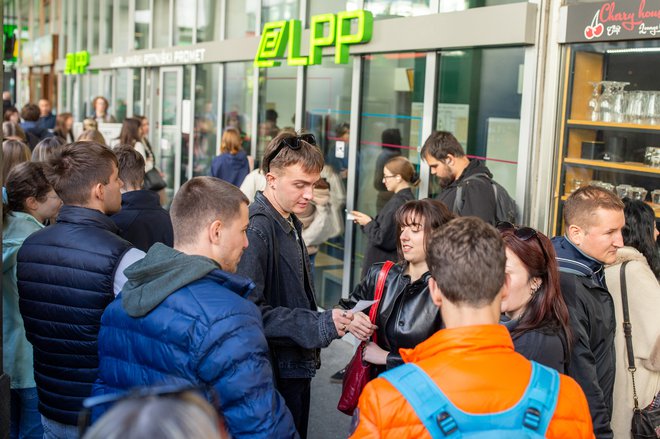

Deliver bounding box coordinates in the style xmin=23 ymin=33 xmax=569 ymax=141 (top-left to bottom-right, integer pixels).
xmin=64 ymin=51 xmax=90 ymax=75
xmin=255 ymin=10 xmax=373 ymax=68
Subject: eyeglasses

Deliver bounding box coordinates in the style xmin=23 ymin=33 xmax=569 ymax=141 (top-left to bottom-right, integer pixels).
xmin=77 ymin=383 xmax=216 ymax=436
xmin=382 ymin=174 xmax=398 ymax=181
xmin=496 ymin=221 xmax=549 ymax=263
xmin=263 ymin=133 xmax=317 ymax=172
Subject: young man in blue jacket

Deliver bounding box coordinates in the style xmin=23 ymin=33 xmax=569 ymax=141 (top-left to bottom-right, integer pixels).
xmin=93 ymin=177 xmax=297 ymax=439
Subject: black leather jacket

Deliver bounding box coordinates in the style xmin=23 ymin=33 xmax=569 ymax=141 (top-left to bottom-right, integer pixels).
xmin=339 ymin=262 xmax=442 ymax=370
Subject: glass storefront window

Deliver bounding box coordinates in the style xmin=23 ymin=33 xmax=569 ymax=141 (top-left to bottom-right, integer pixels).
xmin=90 ymin=1 xmax=99 ymax=54
xmin=308 ymin=0 xmax=352 ymax=17
xmin=193 ymin=64 xmax=219 ymax=176
xmin=174 ymin=0 xmax=194 ymax=46
xmin=80 ymin=1 xmax=88 ymax=51
xmin=364 ymin=0 xmax=433 ymax=19
xmin=153 ymin=0 xmax=171 ymax=47
xmin=115 ymin=0 xmax=130 ymax=52
xmin=114 ymin=69 xmax=130 ymax=123
xmin=134 ymin=0 xmax=150 ymax=50
xmin=71 ymin=0 xmax=79 ymax=52
xmin=304 ymin=57 xmax=352 ymax=309
xmin=224 ymin=61 xmax=254 ymax=156
xmin=257 ymin=65 xmax=297 ymax=162
xmin=430 ymin=47 xmax=524 ymax=198
xmin=262 ymin=0 xmax=298 ymax=25
xmin=102 ymin=0 xmax=113 ymax=54
xmin=438 ymin=0 xmax=525 ymax=13
xmin=352 ymin=52 xmax=426 ymax=285
xmin=196 ymin=0 xmax=220 ymax=42
xmin=226 ymin=0 xmax=258 ymax=39
xmin=180 ymin=65 xmax=193 ymax=185
xmin=133 ymin=69 xmax=143 ymax=116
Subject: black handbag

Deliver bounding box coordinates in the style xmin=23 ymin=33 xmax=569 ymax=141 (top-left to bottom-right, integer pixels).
xmin=619 ymin=261 xmax=660 ymax=438
xmin=143 ymin=168 xmax=166 ymax=192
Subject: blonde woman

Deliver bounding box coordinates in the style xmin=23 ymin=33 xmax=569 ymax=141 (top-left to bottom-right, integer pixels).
xmin=210 ymin=127 xmax=249 ymax=187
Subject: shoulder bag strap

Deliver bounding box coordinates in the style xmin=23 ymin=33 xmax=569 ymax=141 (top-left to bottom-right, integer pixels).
xmin=619 ymin=260 xmax=639 ymax=409
xmin=369 ymin=260 xmax=395 ymax=345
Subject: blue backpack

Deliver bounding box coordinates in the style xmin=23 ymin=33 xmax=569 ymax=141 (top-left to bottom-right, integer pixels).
xmin=380 ymin=361 xmax=560 ymax=438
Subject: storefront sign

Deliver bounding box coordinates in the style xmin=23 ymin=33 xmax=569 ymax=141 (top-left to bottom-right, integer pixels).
xmin=64 ymin=51 xmax=89 ymax=74
xmin=254 ymin=10 xmax=373 ymax=68
xmin=565 ymin=0 xmax=660 ymax=43
xmin=109 ymin=48 xmax=206 ymax=68
xmin=21 ymin=35 xmax=54 ymax=66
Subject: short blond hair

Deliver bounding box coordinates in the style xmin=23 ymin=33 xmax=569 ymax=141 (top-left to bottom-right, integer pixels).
xmin=564 ymin=185 xmax=624 ymax=229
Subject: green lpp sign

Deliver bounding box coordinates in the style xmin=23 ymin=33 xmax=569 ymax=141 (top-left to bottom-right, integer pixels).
xmin=255 ymin=10 xmax=373 ymax=68
xmin=64 ymin=51 xmax=90 ymax=75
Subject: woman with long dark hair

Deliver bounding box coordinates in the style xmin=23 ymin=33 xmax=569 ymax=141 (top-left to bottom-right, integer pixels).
xmin=3 ymin=162 xmax=62 ymax=438
xmin=497 ymin=223 xmax=572 ymax=373
xmin=604 ymin=199 xmax=660 ymax=438
xmin=338 ymin=199 xmax=453 ymax=371
xmin=118 ymin=117 xmax=151 ymax=169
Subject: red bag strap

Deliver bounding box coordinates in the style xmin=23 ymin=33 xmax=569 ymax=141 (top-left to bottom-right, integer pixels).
xmin=368 ymin=261 xmax=394 ymax=347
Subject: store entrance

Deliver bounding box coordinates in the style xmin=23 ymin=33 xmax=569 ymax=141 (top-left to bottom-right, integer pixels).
xmin=157 ymin=67 xmax=184 ymax=202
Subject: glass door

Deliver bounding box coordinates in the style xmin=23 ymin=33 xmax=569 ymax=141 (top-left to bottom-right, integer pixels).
xmin=158 ymin=67 xmax=184 ymax=202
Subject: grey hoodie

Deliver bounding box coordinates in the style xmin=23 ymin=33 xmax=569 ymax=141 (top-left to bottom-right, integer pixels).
xmin=121 ymin=243 xmax=219 ymax=317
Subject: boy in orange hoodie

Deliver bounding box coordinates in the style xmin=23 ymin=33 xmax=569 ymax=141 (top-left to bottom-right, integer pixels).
xmin=350 ymin=217 xmax=594 ymax=439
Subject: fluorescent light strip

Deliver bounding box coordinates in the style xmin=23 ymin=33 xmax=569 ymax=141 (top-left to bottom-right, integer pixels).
xmin=606 ymin=47 xmax=660 ymax=54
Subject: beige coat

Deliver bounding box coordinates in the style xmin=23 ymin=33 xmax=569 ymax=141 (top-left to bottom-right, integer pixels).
xmin=604 ymin=246 xmax=660 ymax=438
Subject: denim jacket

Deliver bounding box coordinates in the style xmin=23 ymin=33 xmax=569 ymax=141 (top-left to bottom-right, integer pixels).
xmin=237 ymin=191 xmax=338 ymax=379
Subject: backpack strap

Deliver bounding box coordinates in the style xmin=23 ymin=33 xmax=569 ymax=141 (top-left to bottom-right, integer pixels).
xmin=452 ymin=173 xmax=491 ymax=215
xmin=381 ymin=361 xmax=560 ymax=438
xmin=381 ymin=363 xmax=454 ymax=437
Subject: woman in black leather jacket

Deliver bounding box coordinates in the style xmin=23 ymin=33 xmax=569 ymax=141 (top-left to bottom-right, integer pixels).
xmin=339 ymin=199 xmax=454 ymax=371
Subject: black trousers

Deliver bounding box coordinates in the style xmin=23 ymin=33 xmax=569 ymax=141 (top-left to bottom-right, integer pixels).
xmin=277 ymin=377 xmax=311 ymax=439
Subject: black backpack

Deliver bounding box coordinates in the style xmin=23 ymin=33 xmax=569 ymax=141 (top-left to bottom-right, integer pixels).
xmin=452 ymin=173 xmax=518 ymax=224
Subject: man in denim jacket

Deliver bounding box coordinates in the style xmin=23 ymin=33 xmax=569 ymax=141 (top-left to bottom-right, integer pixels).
xmin=238 ymin=132 xmax=354 ymax=438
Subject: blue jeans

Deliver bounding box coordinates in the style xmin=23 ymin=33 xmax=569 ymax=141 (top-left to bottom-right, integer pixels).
xmin=9 ymin=388 xmax=43 ymax=439
xmin=41 ymin=415 xmax=79 ymax=439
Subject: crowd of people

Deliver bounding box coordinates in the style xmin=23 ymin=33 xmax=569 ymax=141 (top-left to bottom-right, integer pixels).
xmin=2 ymin=93 xmax=659 ymax=439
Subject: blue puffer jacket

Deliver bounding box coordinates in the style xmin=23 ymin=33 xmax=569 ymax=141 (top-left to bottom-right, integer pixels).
xmin=93 ymin=243 xmax=298 ymax=439
xmin=17 ymin=205 xmax=133 ymax=425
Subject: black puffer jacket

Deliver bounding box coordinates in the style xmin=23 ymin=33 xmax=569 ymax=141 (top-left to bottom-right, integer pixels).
xmin=339 ymin=262 xmax=442 ymax=370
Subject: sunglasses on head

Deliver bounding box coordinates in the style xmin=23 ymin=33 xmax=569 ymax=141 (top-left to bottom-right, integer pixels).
xmin=263 ymin=133 xmax=317 ymax=172
xmin=496 ymin=221 xmax=549 ymax=263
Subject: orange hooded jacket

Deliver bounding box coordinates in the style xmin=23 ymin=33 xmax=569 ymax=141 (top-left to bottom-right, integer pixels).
xmin=350 ymin=325 xmax=595 ymax=439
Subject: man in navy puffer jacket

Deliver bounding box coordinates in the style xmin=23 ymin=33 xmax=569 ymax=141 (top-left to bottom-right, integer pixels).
xmin=92 ymin=177 xmax=297 ymax=438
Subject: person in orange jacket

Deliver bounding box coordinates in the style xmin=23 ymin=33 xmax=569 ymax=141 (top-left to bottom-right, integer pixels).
xmin=349 ymin=217 xmax=595 ymax=439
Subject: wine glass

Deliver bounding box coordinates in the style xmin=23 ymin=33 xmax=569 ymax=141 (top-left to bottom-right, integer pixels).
xmin=598 ymin=81 xmax=616 ymax=122
xmin=587 ymin=81 xmax=601 ymax=121
xmin=645 ymin=91 xmax=660 ymax=125
xmin=611 ymin=82 xmax=629 ymax=123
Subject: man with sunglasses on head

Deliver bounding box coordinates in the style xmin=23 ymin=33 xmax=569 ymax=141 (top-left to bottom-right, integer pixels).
xmin=237 ymin=131 xmax=355 ymax=438
xmin=421 ymin=131 xmax=498 ymax=224
xmin=552 ymin=186 xmax=625 ymax=439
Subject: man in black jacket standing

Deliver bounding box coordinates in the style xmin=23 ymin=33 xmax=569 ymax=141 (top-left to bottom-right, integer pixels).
xmin=421 ymin=131 xmax=497 ymax=224
xmin=111 ymin=144 xmax=173 ymax=251
xmin=237 ymin=131 xmax=354 ymax=438
xmin=552 ymin=186 xmax=625 ymax=439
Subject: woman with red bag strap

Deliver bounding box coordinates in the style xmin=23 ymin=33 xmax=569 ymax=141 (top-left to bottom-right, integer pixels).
xmin=337 ymin=200 xmax=454 ymax=414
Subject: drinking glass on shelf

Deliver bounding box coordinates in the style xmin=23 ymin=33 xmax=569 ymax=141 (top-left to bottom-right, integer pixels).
xmin=631 ymin=187 xmax=648 ymax=201
xmin=626 ymin=91 xmax=647 ymax=124
xmin=616 ymin=184 xmax=632 ymax=198
xmin=612 ymin=82 xmax=629 ymax=123
xmin=601 ymin=183 xmax=615 ymax=192
xmin=572 ymin=178 xmax=583 ymax=193
xmin=646 ymin=91 xmax=660 ymax=125
xmin=652 ymin=189 xmax=660 ymax=205
xmin=598 ymin=81 xmax=616 ymax=122
xmin=587 ymin=81 xmax=601 ymax=122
